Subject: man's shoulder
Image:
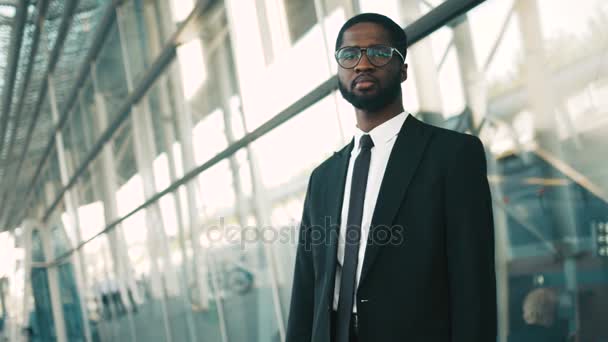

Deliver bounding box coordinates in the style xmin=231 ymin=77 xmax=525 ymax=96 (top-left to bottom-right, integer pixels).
xmin=418 ymin=121 xmax=488 ymax=178
xmin=309 ymin=142 xmax=352 ymax=179
xmin=420 ymin=119 xmax=484 ymax=154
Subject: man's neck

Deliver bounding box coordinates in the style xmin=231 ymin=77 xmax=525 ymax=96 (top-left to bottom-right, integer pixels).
xmin=355 ymin=102 xmax=404 ymax=133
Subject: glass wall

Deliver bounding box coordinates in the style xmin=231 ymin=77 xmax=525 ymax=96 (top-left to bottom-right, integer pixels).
xmin=2 ymin=0 xmax=607 ymax=341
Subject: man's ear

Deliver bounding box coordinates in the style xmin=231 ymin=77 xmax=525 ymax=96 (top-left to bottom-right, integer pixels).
xmin=400 ymin=63 xmax=408 ymax=82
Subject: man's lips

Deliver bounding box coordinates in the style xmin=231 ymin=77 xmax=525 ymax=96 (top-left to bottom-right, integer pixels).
xmin=352 ymin=75 xmax=378 ymax=90
xmin=355 ymin=81 xmax=376 ymax=90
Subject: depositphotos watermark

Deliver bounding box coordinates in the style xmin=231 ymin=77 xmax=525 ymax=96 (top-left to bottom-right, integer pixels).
xmin=202 ymin=217 xmax=406 ymax=250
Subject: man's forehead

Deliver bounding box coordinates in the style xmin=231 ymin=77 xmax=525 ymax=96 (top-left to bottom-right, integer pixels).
xmin=340 ymin=22 xmax=392 ymax=47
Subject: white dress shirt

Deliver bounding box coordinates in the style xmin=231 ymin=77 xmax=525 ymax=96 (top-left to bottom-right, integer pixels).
xmin=333 ymin=112 xmax=408 ymax=312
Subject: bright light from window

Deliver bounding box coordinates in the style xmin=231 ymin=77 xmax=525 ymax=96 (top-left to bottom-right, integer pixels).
xmin=77 ymin=201 xmax=106 ymax=241
xmin=169 ymin=0 xmax=194 ymax=22
xmin=177 ymin=38 xmax=207 ymax=100
xmin=153 ymin=153 xmax=171 ymax=190
xmin=61 ymin=211 xmax=78 ymax=246
xmin=0 ymin=232 xmax=13 ymax=277
xmin=117 ymin=174 xmax=145 ymax=216
xmin=0 ymin=5 xmax=15 ymax=18
xmin=192 ymin=109 xmax=227 ymax=164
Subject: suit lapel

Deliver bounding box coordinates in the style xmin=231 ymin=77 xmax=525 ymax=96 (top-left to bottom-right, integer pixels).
xmin=359 ymin=115 xmax=433 ymax=285
xmin=323 ymin=139 xmax=353 ymax=302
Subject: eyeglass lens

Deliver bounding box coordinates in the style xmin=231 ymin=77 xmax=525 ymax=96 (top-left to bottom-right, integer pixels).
xmin=336 ymin=46 xmax=394 ymax=68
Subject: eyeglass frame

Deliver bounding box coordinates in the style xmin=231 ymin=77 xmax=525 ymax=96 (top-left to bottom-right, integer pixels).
xmin=334 ymin=45 xmax=405 ymax=69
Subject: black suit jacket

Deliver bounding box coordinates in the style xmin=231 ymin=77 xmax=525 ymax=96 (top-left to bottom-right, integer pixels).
xmin=286 ymin=115 xmax=497 ymax=342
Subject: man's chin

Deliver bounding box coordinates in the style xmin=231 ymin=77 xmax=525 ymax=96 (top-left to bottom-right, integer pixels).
xmin=353 ymin=89 xmax=379 ymax=98
xmin=351 ymin=99 xmax=385 ymax=111
xmin=350 ymin=94 xmax=381 ymax=106
xmin=339 ymin=84 xmax=392 ymax=111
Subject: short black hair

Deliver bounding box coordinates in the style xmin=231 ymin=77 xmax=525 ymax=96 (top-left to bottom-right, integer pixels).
xmin=335 ymin=13 xmax=407 ymax=59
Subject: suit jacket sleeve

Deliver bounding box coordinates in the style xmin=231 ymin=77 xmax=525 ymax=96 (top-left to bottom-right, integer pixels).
xmin=286 ymin=171 xmax=316 ymax=342
xmin=445 ymin=136 xmax=497 ymax=341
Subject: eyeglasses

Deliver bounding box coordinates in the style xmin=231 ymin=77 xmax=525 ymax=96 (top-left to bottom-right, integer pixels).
xmin=335 ymin=45 xmax=405 ymax=69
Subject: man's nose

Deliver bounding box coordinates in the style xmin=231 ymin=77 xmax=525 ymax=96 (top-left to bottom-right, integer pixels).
xmin=354 ymin=52 xmax=374 ymax=73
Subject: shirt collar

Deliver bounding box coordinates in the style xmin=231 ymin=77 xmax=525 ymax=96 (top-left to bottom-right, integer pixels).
xmin=353 ymin=112 xmax=408 ymax=152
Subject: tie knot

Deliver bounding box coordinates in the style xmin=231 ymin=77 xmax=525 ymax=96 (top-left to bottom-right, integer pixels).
xmin=359 ymin=134 xmax=374 ymax=149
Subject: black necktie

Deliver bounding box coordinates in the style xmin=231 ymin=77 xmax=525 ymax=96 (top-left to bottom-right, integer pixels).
xmin=336 ymin=134 xmax=374 ymax=342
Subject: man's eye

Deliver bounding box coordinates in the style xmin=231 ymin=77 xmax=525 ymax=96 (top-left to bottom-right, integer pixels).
xmin=370 ymin=50 xmax=391 ymax=58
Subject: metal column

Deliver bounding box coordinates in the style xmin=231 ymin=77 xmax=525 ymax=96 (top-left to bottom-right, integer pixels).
xmin=158 ymin=4 xmax=228 ymax=341
xmin=346 ymin=0 xmax=361 ymax=17
xmin=238 ymin=113 xmax=288 ymax=342
xmin=313 ymin=0 xmax=347 ymax=145
xmin=41 ymin=183 xmax=68 ymax=342
xmin=451 ymin=15 xmax=486 ymax=127
xmin=47 ymin=74 xmax=93 ymax=342
xmin=216 ymin=35 xmax=284 ymax=342
xmin=449 ymin=14 xmax=513 ymax=341
xmin=90 ymin=64 xmax=138 ymax=342
xmin=164 ymin=38 xmax=211 ymax=315
xmin=144 ymin=1 xmax=199 ymax=341
xmin=223 ymin=2 xmax=288 ymax=339
xmin=20 ymin=219 xmax=35 ymax=342
xmin=398 ymin=0 xmax=444 ymax=125
xmin=150 ymin=0 xmax=213 ymax=314
xmin=515 ymin=0 xmax=580 ymax=337
xmin=116 ymin=0 xmax=180 ymax=300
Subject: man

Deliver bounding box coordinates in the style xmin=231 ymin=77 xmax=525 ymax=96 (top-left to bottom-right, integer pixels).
xmin=286 ymin=13 xmax=497 ymax=342
xmin=507 ymin=288 xmax=568 ymax=342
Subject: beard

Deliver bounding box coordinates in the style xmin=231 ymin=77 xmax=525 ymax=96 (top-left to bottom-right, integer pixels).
xmin=338 ymin=71 xmax=402 ymax=112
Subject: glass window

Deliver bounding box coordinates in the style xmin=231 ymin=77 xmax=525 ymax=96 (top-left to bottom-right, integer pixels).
xmin=467 ymin=1 xmax=608 ymax=340
xmin=75 ymin=159 xmax=107 ymax=242
xmin=283 ymin=0 xmax=318 ymax=43
xmin=52 ymin=0 xmax=105 ymax=107
xmin=115 ymin=1 xmax=149 ymax=85
xmin=113 ymin=121 xmax=143 ymax=215
xmin=93 ymin=22 xmax=129 ymax=124
xmin=252 ymin=93 xmax=344 ymax=189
